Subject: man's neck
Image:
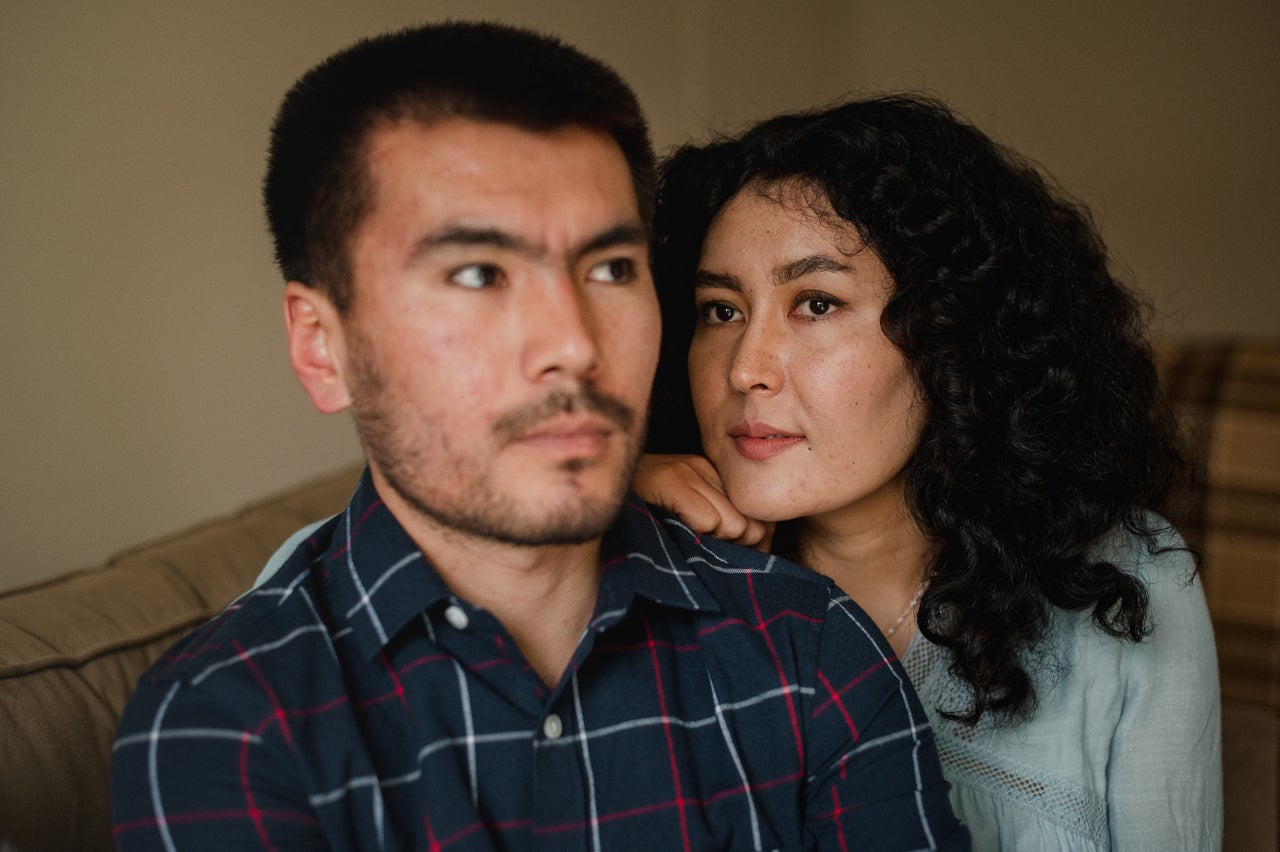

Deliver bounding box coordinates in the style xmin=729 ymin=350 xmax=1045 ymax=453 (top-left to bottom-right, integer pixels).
xmin=377 ymin=481 xmax=605 ymax=690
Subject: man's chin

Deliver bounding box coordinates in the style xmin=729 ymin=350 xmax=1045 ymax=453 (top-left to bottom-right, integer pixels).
xmin=495 ymin=480 xmax=629 ymax=545
xmin=456 ymin=499 xmax=622 ymax=547
xmin=390 ymin=474 xmax=630 ymax=548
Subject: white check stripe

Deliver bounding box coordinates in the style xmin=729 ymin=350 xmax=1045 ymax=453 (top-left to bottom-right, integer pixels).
xmin=373 ymin=780 xmax=386 ymax=851
xmin=343 ymin=504 xmax=389 ymax=646
xmin=454 ymin=658 xmax=479 ymax=808
xmin=706 ymin=672 xmax=762 ymax=851
xmin=309 ymin=774 xmax=388 ymax=807
xmin=588 ymin=606 xmax=627 ymax=630
xmin=660 ymin=517 xmax=779 ymax=576
xmin=115 ymin=727 xmax=264 ymax=750
xmin=347 ymin=551 xmax=423 ymax=617
xmin=304 ymin=685 xmax=812 ymax=811
xmin=809 ymin=723 xmax=936 ymax=780
xmin=638 ymin=510 xmax=698 ymax=606
xmin=537 ymin=684 xmax=813 ymax=749
xmin=147 ymin=682 xmax=181 ymax=852
xmin=622 ymin=549 xmax=700 ymax=580
xmin=829 ymin=593 xmax=936 ymax=848
xmin=571 ymin=673 xmax=603 ymax=852
xmin=298 ymin=586 xmax=340 ymax=664
xmin=307 ymin=730 xmax=533 ymax=807
xmin=191 ymin=624 xmax=328 ymax=685
xmin=685 ymin=556 xmax=773 ymax=575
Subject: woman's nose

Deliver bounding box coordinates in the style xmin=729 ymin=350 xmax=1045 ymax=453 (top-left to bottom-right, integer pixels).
xmin=728 ymin=318 xmax=784 ymax=395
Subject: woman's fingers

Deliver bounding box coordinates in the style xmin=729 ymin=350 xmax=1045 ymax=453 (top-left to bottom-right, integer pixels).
xmin=634 ymin=454 xmax=767 ymax=546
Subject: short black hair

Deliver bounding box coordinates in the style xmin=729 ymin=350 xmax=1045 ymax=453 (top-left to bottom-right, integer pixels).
xmin=264 ymin=20 xmax=654 ymax=311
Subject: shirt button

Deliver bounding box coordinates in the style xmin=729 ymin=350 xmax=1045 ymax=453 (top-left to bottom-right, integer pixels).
xmin=542 ymin=713 xmax=564 ymax=740
xmin=443 ymin=605 xmax=469 ymax=631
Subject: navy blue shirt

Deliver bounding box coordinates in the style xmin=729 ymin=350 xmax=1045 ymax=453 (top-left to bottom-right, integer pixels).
xmin=112 ymin=470 xmax=967 ymax=850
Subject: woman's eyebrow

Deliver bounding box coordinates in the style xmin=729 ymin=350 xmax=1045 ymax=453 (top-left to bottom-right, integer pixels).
xmin=773 ymin=254 xmax=849 ymax=285
xmin=694 ymin=254 xmax=851 ymax=292
xmin=694 ymin=269 xmax=740 ymax=291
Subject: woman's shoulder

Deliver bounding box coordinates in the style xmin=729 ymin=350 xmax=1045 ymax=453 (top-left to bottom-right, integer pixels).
xmin=1070 ymin=512 xmax=1216 ymax=684
xmin=1088 ymin=511 xmax=1203 ymax=616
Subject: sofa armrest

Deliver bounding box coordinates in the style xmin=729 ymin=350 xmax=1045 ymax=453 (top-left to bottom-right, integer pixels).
xmin=0 ymin=465 xmax=360 ymax=852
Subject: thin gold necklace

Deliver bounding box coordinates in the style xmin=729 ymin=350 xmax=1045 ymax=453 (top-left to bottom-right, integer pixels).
xmin=884 ymin=583 xmax=925 ymax=638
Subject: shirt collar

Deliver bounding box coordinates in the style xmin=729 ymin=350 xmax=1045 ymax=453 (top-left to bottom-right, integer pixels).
xmin=321 ymin=469 xmax=454 ymax=660
xmin=591 ymin=497 xmax=721 ymax=629
xmin=324 ymin=471 xmax=721 ymax=659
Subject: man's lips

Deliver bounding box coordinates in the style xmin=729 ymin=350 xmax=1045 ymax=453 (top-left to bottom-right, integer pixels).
xmin=515 ymin=416 xmax=614 ymax=457
xmin=728 ymin=422 xmax=804 ymax=461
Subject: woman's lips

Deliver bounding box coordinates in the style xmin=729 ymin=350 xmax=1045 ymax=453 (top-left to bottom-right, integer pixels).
xmin=729 ymin=423 xmax=804 ymax=461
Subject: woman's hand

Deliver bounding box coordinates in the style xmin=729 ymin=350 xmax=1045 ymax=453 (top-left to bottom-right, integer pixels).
xmin=634 ymin=454 xmax=774 ymax=550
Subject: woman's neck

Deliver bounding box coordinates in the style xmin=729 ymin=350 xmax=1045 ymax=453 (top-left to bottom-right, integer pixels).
xmin=797 ymin=481 xmax=932 ymax=655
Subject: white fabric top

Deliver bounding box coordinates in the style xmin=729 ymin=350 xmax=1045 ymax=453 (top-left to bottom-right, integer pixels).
xmin=903 ymin=517 xmax=1223 ymax=851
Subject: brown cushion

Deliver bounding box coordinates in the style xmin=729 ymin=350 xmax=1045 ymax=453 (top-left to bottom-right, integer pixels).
xmin=1222 ymin=702 xmax=1279 ymax=852
xmin=0 ymin=465 xmax=360 ymax=852
xmin=1159 ymin=340 xmax=1280 ymax=712
xmin=1159 ymin=340 xmax=1280 ymax=850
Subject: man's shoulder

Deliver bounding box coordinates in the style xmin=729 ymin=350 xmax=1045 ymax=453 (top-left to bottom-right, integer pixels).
xmin=131 ymin=514 xmax=344 ymax=695
xmin=632 ymin=501 xmax=863 ymax=620
xmin=636 ymin=499 xmax=818 ymax=567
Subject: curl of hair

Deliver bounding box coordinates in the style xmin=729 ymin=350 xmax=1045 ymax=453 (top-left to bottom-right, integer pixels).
xmin=649 ymin=94 xmax=1192 ymax=724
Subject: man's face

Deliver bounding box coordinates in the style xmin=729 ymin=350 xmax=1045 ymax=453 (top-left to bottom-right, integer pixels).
xmin=333 ymin=119 xmax=660 ymax=545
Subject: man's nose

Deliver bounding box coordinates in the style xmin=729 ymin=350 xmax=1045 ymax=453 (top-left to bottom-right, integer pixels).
xmin=520 ymin=274 xmax=601 ymax=383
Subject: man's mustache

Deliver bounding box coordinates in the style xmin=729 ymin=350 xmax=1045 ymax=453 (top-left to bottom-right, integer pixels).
xmin=493 ymin=387 xmax=635 ymax=444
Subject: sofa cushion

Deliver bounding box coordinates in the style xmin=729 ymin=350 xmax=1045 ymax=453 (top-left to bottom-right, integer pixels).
xmin=0 ymin=465 xmax=359 ymax=852
xmin=1159 ymin=340 xmax=1280 ymax=850
xmin=1159 ymin=340 xmax=1280 ymax=712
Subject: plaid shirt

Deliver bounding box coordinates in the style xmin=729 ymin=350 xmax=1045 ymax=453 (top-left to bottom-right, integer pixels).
xmin=112 ymin=470 xmax=967 ymax=851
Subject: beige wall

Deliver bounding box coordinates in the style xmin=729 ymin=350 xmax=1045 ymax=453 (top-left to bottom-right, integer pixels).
xmin=3 ymin=0 xmax=1276 ymax=590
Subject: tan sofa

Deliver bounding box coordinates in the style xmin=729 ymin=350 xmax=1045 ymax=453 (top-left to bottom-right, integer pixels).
xmin=1 ymin=339 xmax=1276 ymax=852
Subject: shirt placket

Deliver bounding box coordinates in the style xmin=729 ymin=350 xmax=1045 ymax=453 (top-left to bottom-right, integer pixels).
xmin=427 ymin=597 xmax=602 ymax=850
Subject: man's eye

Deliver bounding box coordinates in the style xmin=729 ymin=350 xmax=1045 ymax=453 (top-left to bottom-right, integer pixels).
xmin=449 ymin=264 xmax=501 ymax=289
xmin=586 ymin=258 xmax=635 ymax=284
xmin=698 ymin=302 xmax=741 ymax=325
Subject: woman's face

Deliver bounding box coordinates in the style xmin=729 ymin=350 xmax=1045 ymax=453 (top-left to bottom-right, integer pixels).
xmin=688 ymin=182 xmax=925 ymax=524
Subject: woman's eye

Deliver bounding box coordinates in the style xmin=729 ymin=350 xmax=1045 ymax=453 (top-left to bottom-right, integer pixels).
xmin=587 ymin=258 xmax=635 ymax=284
xmin=699 ymin=302 xmax=741 ymax=325
xmin=794 ymin=294 xmax=841 ymax=318
xmin=449 ymin=264 xmax=501 ymax=289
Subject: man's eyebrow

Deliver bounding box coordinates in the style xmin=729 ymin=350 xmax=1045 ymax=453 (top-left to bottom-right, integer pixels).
xmin=409 ymin=222 xmax=648 ymax=265
xmin=411 ymin=226 xmax=536 ymax=262
xmin=576 ymin=223 xmax=649 ymax=259
xmin=774 ymin=254 xmax=849 ymax=285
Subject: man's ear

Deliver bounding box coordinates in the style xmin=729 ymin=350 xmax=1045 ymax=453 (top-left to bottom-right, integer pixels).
xmin=283 ymin=281 xmax=352 ymax=414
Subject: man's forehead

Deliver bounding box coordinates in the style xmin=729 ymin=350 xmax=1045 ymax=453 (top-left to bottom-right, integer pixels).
xmin=363 ymin=117 xmax=624 ymax=180
xmin=352 ymin=118 xmax=645 ymax=260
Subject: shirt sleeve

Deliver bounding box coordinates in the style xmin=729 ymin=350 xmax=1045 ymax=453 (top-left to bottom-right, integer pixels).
xmin=1107 ymin=539 xmax=1223 ymax=851
xmin=803 ymin=592 xmax=970 ymax=851
xmin=111 ymin=676 xmax=323 ymax=851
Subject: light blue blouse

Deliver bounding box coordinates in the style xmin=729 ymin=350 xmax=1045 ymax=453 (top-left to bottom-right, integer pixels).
xmin=903 ymin=518 xmax=1222 ymax=851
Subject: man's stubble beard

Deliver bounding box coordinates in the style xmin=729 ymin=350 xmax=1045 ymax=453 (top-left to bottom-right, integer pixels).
xmin=346 ymin=340 xmax=646 ymax=547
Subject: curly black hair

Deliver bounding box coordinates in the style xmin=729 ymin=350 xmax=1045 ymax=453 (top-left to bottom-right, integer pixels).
xmin=648 ymin=94 xmax=1192 ymax=724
